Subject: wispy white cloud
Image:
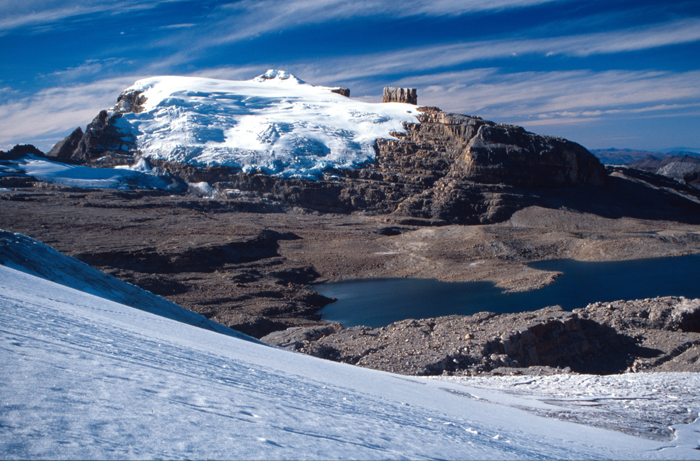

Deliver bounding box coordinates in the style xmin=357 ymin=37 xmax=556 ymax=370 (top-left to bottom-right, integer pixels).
xmin=41 ymin=58 xmax=131 ymax=83
xmin=387 ymin=69 xmax=700 ymax=126
xmin=0 ymin=76 xmax=137 ymax=151
xmin=209 ymin=0 xmax=562 ymax=44
xmin=158 ymin=23 xmax=197 ymax=30
xmin=275 ymin=18 xmax=700 ymax=85
xmin=0 ymin=0 xmax=186 ymax=34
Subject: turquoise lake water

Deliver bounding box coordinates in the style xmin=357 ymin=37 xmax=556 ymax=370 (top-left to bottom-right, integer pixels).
xmin=312 ymin=254 xmax=700 ymax=328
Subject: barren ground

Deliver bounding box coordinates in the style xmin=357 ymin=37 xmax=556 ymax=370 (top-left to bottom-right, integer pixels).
xmin=2 ymin=182 xmax=700 ymax=375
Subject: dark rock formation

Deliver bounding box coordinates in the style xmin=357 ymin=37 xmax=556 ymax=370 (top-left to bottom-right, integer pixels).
xmin=70 ymin=109 xmax=138 ymax=164
xmin=383 ymin=87 xmax=417 ymax=104
xmin=330 ymin=87 xmax=350 ymax=97
xmin=262 ymin=296 xmax=700 ymax=376
xmin=393 ymin=108 xmax=606 ymax=188
xmin=0 ymin=144 xmax=44 ymax=160
xmin=47 ymin=127 xmax=83 ymax=160
xmin=49 ymin=88 xmax=146 ymax=165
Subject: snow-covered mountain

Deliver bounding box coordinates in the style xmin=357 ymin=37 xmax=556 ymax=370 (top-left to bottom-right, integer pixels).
xmin=112 ymin=70 xmax=419 ymax=178
xmin=2 ymin=231 xmax=700 ymax=459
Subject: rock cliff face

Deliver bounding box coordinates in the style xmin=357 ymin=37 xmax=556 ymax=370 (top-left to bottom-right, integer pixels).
xmin=386 ymin=108 xmax=606 ymax=188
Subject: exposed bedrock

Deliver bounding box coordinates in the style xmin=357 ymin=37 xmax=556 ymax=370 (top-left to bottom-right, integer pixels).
xmin=262 ymin=297 xmax=700 ymax=376
xmin=382 ymin=87 xmax=417 ymax=104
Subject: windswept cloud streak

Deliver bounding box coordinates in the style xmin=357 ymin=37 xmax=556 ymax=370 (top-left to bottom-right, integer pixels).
xmin=393 ymin=69 xmax=700 ymax=119
xmin=0 ymin=0 xmax=184 ymax=33
xmin=0 ymin=77 xmax=136 ymax=150
xmin=282 ymin=18 xmax=700 ymax=85
xmin=210 ymin=0 xmax=563 ymax=44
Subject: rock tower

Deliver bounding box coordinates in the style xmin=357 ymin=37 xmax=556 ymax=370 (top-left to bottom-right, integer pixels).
xmin=383 ymin=87 xmax=417 ymax=105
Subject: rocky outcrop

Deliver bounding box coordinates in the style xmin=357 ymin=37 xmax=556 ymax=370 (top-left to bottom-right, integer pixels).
xmin=658 ymin=162 xmax=700 ymax=185
xmin=262 ymin=296 xmax=700 ymax=376
xmin=371 ymin=107 xmax=605 ymax=223
xmin=70 ymin=109 xmax=137 ymax=164
xmin=330 ymin=87 xmax=350 ymax=97
xmin=58 ymin=89 xmax=146 ymax=164
xmin=0 ymin=144 xmax=44 ymax=160
xmin=47 ymin=127 xmax=83 ymax=160
xmin=383 ymin=87 xmax=417 ymax=104
xmin=386 ymin=108 xmax=606 ymax=188
xmin=574 ymin=297 xmax=700 ymax=373
xmin=262 ymin=306 xmax=593 ymax=375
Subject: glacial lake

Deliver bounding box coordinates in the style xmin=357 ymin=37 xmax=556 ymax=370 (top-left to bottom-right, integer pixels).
xmin=312 ymin=255 xmax=700 ymax=328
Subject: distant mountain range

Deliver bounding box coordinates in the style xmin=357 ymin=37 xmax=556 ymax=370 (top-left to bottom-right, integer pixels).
xmin=591 ymin=147 xmax=700 ymax=165
xmin=589 ymin=148 xmax=700 ymax=187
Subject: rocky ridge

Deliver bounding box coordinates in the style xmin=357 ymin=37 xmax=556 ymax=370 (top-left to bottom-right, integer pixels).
xmin=262 ymin=297 xmax=700 ymax=376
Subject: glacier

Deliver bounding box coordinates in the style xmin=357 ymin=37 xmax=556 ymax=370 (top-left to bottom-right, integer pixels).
xmin=1 ymin=231 xmax=700 ymax=459
xmin=1 ymin=156 xmax=183 ymax=191
xmin=114 ymin=70 xmax=420 ymax=178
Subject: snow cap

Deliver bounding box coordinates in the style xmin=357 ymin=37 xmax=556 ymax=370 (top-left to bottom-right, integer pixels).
xmin=254 ymin=69 xmax=304 ymax=84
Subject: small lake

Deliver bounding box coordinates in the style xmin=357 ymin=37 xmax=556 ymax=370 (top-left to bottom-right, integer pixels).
xmin=312 ymin=255 xmax=700 ymax=328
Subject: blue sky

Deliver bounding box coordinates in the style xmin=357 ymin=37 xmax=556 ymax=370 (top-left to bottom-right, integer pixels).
xmin=1 ymin=0 xmax=699 ymax=152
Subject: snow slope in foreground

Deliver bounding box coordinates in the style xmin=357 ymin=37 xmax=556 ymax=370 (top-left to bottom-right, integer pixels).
xmin=115 ymin=70 xmax=420 ymax=178
xmin=1 ymin=235 xmax=699 ymax=459
xmin=0 ymin=230 xmax=248 ymax=340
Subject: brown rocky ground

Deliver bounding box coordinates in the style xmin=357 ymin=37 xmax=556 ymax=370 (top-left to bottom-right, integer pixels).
xmin=2 ymin=173 xmax=700 ymax=375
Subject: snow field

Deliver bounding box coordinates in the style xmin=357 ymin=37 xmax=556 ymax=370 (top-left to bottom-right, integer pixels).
xmin=118 ymin=70 xmax=420 ymax=178
xmin=0 ymin=156 xmax=179 ymax=190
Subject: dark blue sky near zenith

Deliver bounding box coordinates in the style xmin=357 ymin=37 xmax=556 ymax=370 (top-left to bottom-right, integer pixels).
xmin=1 ymin=0 xmax=699 ymax=152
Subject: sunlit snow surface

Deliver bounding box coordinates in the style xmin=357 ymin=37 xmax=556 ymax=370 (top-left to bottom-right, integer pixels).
xmin=2 ymin=232 xmax=700 ymax=459
xmin=117 ymin=70 xmax=420 ymax=178
xmin=0 ymin=156 xmax=181 ymax=190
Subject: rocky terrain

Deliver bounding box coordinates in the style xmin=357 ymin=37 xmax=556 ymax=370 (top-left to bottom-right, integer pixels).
xmin=263 ymin=297 xmax=700 ymax=376
xmin=628 ymin=154 xmax=700 ymax=187
xmin=3 ymin=86 xmax=700 ymax=376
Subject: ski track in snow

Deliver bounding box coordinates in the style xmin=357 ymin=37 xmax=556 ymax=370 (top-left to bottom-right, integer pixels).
xmin=1 ymin=233 xmax=700 ymax=459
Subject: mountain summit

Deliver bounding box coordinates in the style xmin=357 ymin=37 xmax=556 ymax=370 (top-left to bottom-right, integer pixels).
xmin=56 ymin=70 xmax=419 ymax=178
